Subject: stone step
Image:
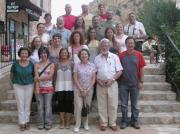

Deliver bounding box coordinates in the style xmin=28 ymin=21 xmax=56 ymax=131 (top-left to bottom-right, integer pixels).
xmin=6 ymin=81 xmax=170 ymax=100
xmin=0 ymin=65 xmax=11 ymax=79
xmin=144 ymin=82 xmax=171 ymax=91
xmin=144 ymin=56 xmax=150 ymax=60
xmin=1 ymin=99 xmax=180 ymax=113
xmin=0 ymin=111 xmax=180 ymax=124
xmin=6 ymin=90 xmax=15 ymax=100
xmin=5 ymin=90 xmax=176 ymax=104
xmin=144 ymin=64 xmax=165 ymax=75
xmin=5 ymin=87 xmax=174 ymax=105
xmin=140 ymin=91 xmax=176 ymax=101
xmin=144 ymin=75 xmax=165 ymax=82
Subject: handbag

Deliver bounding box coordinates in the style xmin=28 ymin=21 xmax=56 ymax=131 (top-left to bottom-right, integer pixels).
xmin=81 ymin=97 xmax=90 ymax=117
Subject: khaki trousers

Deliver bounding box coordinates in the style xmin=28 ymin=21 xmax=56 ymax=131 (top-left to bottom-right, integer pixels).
xmin=96 ymin=81 xmax=118 ymax=126
xmin=74 ymin=89 xmax=93 ymax=128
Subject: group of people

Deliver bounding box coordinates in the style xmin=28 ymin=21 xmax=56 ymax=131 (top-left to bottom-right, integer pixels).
xmin=10 ymin=3 xmax=148 ymax=132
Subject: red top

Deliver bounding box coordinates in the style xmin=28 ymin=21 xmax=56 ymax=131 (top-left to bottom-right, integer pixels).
xmin=119 ymin=50 xmax=146 ymax=81
xmin=99 ymin=13 xmax=108 ymax=22
xmin=62 ymin=15 xmax=77 ymax=30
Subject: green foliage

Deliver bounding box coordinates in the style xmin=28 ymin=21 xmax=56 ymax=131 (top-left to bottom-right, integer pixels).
xmin=139 ymin=0 xmax=180 ymax=99
xmin=172 ymin=22 xmax=180 ymax=89
xmin=172 ymin=22 xmax=180 ymax=49
xmin=138 ymin=0 xmax=180 ymax=39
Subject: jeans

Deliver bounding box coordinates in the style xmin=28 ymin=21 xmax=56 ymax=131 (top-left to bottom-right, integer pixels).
xmin=119 ymin=84 xmax=140 ymax=124
xmin=36 ymin=93 xmax=53 ymax=126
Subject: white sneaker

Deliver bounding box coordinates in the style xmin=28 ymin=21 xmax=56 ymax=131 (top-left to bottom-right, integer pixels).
xmin=74 ymin=127 xmax=79 ymax=133
xmin=84 ymin=125 xmax=90 ymax=131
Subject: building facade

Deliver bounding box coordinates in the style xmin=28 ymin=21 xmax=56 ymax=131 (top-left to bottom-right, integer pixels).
xmin=0 ymin=0 xmax=51 ymax=66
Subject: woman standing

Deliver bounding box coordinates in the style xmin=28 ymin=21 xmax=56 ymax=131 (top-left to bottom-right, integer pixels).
xmin=86 ymin=27 xmax=99 ymax=63
xmin=73 ymin=49 xmax=96 ymax=132
xmin=55 ymin=48 xmax=74 ymax=129
xmin=105 ymin=27 xmax=119 ymax=54
xmin=34 ymin=47 xmax=55 ymax=130
xmin=44 ymin=13 xmax=55 ymax=34
xmin=10 ymin=47 xmax=34 ymax=131
xmin=115 ymin=23 xmax=128 ymax=53
xmin=48 ymin=33 xmax=62 ymax=64
xmin=29 ymin=36 xmax=42 ymax=64
xmin=72 ymin=16 xmax=86 ymax=37
xmin=68 ymin=31 xmax=88 ymax=64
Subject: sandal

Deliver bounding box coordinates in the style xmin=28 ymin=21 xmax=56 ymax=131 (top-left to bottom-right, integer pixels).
xmin=99 ymin=125 xmax=107 ymax=131
xmin=110 ymin=125 xmax=117 ymax=131
xmin=19 ymin=124 xmax=25 ymax=131
xmin=25 ymin=122 xmax=30 ymax=130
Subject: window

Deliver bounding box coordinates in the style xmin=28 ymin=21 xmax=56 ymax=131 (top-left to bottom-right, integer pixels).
xmin=0 ymin=21 xmax=4 ymax=33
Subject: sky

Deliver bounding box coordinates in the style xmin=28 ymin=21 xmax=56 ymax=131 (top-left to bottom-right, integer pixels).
xmin=51 ymin=0 xmax=94 ymax=23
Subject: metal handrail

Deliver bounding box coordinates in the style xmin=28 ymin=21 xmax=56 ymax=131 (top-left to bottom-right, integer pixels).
xmin=165 ymin=33 xmax=180 ymax=101
xmin=165 ymin=33 xmax=180 ymax=56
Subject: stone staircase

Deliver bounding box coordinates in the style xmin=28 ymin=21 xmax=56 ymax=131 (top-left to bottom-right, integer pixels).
xmin=0 ymin=57 xmax=180 ymax=124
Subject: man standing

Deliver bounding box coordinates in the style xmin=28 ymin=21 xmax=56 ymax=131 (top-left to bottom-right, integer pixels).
xmin=94 ymin=38 xmax=123 ymax=131
xmin=62 ymin=4 xmax=77 ymax=30
xmin=119 ymin=36 xmax=146 ymax=129
xmin=35 ymin=23 xmax=50 ymax=47
xmin=81 ymin=4 xmax=93 ymax=29
xmin=124 ymin=12 xmax=147 ymax=52
xmin=92 ymin=15 xmax=104 ymax=40
xmin=101 ymin=10 xmax=117 ymax=31
xmin=50 ymin=17 xmax=71 ymax=48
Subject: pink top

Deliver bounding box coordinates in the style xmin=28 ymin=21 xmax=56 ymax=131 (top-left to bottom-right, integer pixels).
xmin=62 ymin=15 xmax=77 ymax=30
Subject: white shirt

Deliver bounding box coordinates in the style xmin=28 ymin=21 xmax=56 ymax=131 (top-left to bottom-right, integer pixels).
xmin=94 ymin=52 xmax=123 ymax=80
xmin=29 ymin=49 xmax=39 ymax=64
xmin=115 ymin=34 xmax=128 ymax=53
xmin=124 ymin=20 xmax=146 ymax=37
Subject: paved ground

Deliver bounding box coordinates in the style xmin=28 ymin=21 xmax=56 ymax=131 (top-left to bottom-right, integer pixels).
xmin=0 ymin=124 xmax=180 ymax=134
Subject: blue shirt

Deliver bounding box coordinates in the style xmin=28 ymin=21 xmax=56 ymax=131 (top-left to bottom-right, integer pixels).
xmin=50 ymin=28 xmax=71 ymax=48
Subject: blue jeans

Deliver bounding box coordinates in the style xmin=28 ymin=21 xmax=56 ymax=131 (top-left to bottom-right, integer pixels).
xmin=119 ymin=84 xmax=140 ymax=124
xmin=36 ymin=93 xmax=53 ymax=126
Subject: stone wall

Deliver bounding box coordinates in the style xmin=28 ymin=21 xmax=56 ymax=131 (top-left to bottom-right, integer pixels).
xmin=0 ymin=0 xmax=5 ymax=21
xmin=0 ymin=75 xmax=11 ymax=102
xmin=89 ymin=0 xmax=146 ymax=24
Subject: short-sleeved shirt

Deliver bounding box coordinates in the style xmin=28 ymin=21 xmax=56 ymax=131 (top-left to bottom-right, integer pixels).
xmin=101 ymin=20 xmax=116 ymax=32
xmin=115 ymin=34 xmax=128 ymax=53
xmin=81 ymin=13 xmax=94 ymax=30
xmin=94 ymin=52 xmax=123 ymax=80
xmin=73 ymin=62 xmax=96 ymax=90
xmin=50 ymin=28 xmax=71 ymax=48
xmin=11 ymin=61 xmax=34 ymax=85
xmin=119 ymin=50 xmax=146 ymax=86
xmin=68 ymin=45 xmax=89 ymax=64
xmin=62 ymin=15 xmax=77 ymax=30
xmin=124 ymin=21 xmax=146 ymax=38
